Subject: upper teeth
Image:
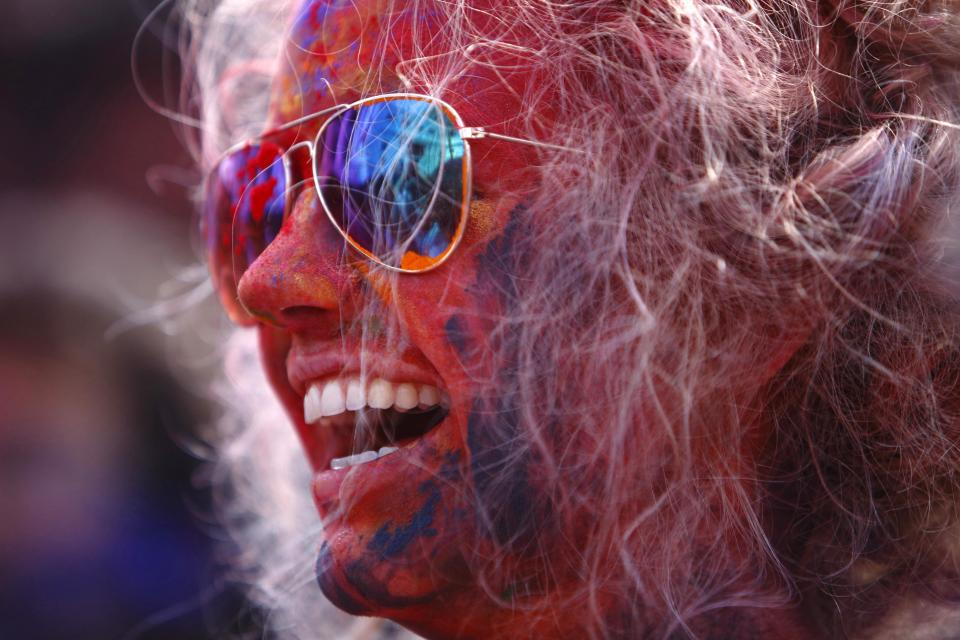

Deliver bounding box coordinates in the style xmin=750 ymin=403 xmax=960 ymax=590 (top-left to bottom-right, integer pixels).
xmin=303 ymin=376 xmax=447 ymax=424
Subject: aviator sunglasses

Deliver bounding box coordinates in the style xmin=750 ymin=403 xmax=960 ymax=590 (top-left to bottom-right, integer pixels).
xmin=203 ymin=93 xmax=576 ymax=324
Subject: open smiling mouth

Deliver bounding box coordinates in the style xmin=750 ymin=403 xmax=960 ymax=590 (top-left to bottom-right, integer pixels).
xmin=303 ymin=377 xmax=450 ymax=470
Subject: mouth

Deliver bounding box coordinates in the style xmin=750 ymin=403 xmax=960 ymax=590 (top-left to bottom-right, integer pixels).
xmin=303 ymin=376 xmax=450 ymax=471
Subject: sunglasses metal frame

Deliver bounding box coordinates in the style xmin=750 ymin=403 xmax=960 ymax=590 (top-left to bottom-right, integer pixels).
xmin=209 ymin=92 xmax=579 ymax=278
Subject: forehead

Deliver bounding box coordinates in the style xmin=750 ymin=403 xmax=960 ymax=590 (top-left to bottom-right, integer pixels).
xmin=268 ymin=0 xmax=529 ymax=130
xmin=270 ymin=0 xmax=398 ymax=119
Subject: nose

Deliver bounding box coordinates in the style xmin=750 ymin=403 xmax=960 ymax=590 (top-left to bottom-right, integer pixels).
xmin=237 ymin=190 xmax=358 ymax=331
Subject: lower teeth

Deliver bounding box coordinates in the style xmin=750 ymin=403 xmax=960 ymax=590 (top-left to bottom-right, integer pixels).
xmin=330 ymin=446 xmax=399 ymax=470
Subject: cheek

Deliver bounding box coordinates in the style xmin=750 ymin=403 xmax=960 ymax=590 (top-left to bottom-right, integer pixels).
xmin=392 ymin=198 xmax=518 ymax=385
xmin=466 ymin=399 xmax=551 ymax=554
xmin=399 ymin=199 xmax=555 ymax=545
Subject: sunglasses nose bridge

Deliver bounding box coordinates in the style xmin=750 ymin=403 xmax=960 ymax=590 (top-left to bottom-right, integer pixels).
xmin=282 ymin=141 xmax=316 ymax=190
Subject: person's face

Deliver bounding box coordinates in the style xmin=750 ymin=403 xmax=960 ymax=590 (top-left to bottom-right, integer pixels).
xmin=235 ymin=1 xmax=568 ymax=636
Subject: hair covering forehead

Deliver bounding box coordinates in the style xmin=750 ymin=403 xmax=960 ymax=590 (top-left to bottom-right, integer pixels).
xmin=269 ymin=0 xmax=423 ymax=123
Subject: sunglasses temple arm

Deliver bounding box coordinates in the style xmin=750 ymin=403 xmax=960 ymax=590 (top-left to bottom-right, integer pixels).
xmin=460 ymin=127 xmax=586 ymax=154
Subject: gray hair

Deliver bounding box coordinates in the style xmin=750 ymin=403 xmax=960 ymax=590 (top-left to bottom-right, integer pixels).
xmin=179 ymin=0 xmax=960 ymax=637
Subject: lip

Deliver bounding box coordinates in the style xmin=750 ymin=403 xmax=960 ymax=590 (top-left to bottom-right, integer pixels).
xmin=311 ymin=401 xmax=458 ymax=522
xmin=286 ymin=340 xmax=447 ymax=397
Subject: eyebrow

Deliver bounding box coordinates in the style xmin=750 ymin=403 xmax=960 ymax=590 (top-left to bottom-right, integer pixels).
xmin=260 ymin=103 xmax=348 ymax=139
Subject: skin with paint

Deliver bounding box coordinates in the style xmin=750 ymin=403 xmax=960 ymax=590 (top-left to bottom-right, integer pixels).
xmin=237 ymin=3 xmax=569 ymax=637
xmin=235 ymin=1 xmax=820 ymax=638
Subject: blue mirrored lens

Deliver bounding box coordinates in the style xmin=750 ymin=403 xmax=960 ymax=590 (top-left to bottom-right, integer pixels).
xmin=315 ymin=98 xmax=465 ymax=269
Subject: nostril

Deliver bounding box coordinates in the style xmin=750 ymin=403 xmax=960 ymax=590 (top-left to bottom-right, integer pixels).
xmin=279 ymin=306 xmax=343 ymax=331
xmin=282 ymin=306 xmax=331 ymax=319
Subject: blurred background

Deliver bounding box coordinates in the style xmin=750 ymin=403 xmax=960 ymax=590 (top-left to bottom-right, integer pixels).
xmin=0 ymin=1 xmax=251 ymax=637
